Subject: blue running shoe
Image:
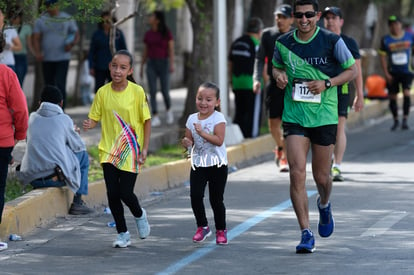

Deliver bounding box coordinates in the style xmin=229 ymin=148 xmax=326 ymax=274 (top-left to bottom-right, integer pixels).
xmin=317 ymin=196 xmax=334 ymax=237
xmin=296 ymin=229 xmax=315 ymax=253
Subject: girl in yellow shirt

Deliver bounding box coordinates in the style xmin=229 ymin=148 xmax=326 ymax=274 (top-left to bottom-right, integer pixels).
xmin=83 ymin=50 xmax=151 ymax=248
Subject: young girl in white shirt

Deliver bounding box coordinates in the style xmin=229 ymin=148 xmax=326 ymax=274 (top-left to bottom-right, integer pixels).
xmin=182 ymin=81 xmax=229 ymax=245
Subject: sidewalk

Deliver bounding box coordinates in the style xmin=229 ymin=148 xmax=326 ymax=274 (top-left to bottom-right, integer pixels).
xmin=1 ymin=87 xmax=404 ymax=240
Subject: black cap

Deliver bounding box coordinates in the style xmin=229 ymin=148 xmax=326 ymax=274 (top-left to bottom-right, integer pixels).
xmin=388 ymin=15 xmax=401 ymax=25
xmin=274 ymin=4 xmax=292 ymax=18
xmin=322 ymin=6 xmax=343 ymax=19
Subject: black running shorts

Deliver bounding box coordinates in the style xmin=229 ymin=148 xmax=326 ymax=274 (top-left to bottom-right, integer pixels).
xmin=282 ymin=122 xmax=337 ymax=146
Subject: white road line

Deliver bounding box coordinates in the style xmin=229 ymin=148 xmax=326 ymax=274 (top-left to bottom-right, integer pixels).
xmin=360 ymin=211 xmax=408 ymax=237
xmin=156 ymin=190 xmax=318 ymax=275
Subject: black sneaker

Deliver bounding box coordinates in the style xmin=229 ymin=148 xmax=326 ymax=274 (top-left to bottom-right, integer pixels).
xmin=391 ymin=120 xmax=399 ymax=131
xmin=69 ymin=201 xmax=94 ymax=215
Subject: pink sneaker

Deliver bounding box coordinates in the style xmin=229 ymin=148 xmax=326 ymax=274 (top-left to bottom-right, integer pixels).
xmin=216 ymin=229 xmax=228 ymax=245
xmin=192 ymin=226 xmax=211 ymax=243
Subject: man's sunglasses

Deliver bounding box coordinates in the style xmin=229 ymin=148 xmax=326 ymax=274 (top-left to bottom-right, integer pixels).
xmin=293 ymin=11 xmax=317 ymax=19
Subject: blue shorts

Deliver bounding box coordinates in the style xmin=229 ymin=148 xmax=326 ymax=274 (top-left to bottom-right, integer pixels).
xmin=282 ymin=122 xmax=337 ymax=146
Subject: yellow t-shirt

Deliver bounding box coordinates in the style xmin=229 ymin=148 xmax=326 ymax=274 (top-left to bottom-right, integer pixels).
xmin=89 ymin=81 xmax=151 ymax=173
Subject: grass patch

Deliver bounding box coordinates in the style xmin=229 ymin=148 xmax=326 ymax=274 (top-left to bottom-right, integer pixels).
xmin=144 ymin=144 xmax=185 ymax=167
xmin=4 ymin=176 xmax=32 ymax=202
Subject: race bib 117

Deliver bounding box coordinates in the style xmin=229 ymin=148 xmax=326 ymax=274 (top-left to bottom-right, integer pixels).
xmin=292 ymin=78 xmax=321 ymax=103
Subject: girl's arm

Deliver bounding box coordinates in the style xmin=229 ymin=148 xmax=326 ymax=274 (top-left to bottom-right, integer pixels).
xmin=140 ymin=118 xmax=151 ymax=163
xmin=194 ymin=122 xmax=225 ymax=147
xmin=182 ymin=128 xmax=193 ymax=148
xmin=82 ymin=118 xmax=98 ymax=131
xmin=11 ymin=36 xmax=22 ymax=52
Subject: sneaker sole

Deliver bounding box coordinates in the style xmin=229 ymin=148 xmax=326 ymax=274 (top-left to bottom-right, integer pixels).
xmin=113 ymin=241 xmax=131 ymax=248
xmin=192 ymin=231 xmax=212 ymax=243
xmin=296 ymin=246 xmax=315 ymax=253
xmin=279 ymin=167 xmax=289 ymax=173
xmin=68 ymin=210 xmax=93 ymax=215
xmin=333 ymin=176 xmax=344 ymax=182
xmin=216 ymin=240 xmax=228 ymax=245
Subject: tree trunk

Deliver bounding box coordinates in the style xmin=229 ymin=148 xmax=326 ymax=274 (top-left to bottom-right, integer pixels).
xmin=180 ymin=0 xmax=215 ymax=127
xmin=250 ymin=0 xmax=276 ymax=28
xmin=31 ymin=62 xmax=43 ymax=112
xmin=72 ymin=22 xmax=86 ymax=107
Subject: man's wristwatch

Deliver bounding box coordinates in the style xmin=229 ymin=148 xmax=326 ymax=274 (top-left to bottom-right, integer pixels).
xmin=325 ymin=79 xmax=332 ymax=89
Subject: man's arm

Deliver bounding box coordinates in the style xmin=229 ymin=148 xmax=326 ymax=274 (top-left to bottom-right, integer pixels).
xmin=306 ymin=63 xmax=357 ymax=95
xmin=273 ymin=66 xmax=288 ymax=90
xmin=352 ymin=58 xmax=364 ymax=112
xmin=379 ymin=53 xmax=392 ymax=83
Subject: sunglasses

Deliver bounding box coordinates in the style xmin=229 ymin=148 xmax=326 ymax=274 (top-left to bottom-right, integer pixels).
xmin=293 ymin=11 xmax=317 ymax=19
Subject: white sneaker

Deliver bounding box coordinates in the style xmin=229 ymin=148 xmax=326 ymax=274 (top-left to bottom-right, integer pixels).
xmin=0 ymin=241 xmax=8 ymax=251
xmin=166 ymin=110 xmax=174 ymax=125
xmin=151 ymin=115 xmax=161 ymax=127
xmin=135 ymin=208 xmax=150 ymax=239
xmin=112 ymin=231 xmax=131 ymax=248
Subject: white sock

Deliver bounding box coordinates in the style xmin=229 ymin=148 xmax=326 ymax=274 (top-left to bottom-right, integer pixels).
xmin=302 ymin=228 xmax=313 ymax=235
xmin=319 ymin=202 xmax=330 ymax=209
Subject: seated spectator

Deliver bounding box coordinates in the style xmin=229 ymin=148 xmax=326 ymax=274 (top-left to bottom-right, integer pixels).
xmin=17 ymin=85 xmax=93 ymax=215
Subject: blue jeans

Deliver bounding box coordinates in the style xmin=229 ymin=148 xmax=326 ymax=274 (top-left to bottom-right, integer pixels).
xmin=30 ymin=151 xmax=89 ymax=195
xmin=14 ymin=54 xmax=28 ymax=87
xmin=42 ymin=60 xmax=69 ymax=109
xmin=146 ymin=58 xmax=171 ymax=114
xmin=0 ymin=147 xmax=13 ymax=224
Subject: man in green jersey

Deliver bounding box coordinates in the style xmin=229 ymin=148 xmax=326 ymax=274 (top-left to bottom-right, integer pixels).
xmin=272 ymin=0 xmax=357 ymax=253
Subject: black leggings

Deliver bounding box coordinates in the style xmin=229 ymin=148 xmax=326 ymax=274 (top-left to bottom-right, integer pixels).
xmin=102 ymin=163 xmax=143 ymax=233
xmin=0 ymin=147 xmax=13 ymax=224
xmin=190 ymin=165 xmax=228 ymax=230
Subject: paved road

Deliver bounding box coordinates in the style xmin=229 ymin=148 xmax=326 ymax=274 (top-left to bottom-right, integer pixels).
xmin=1 ymin=113 xmax=413 ymax=274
